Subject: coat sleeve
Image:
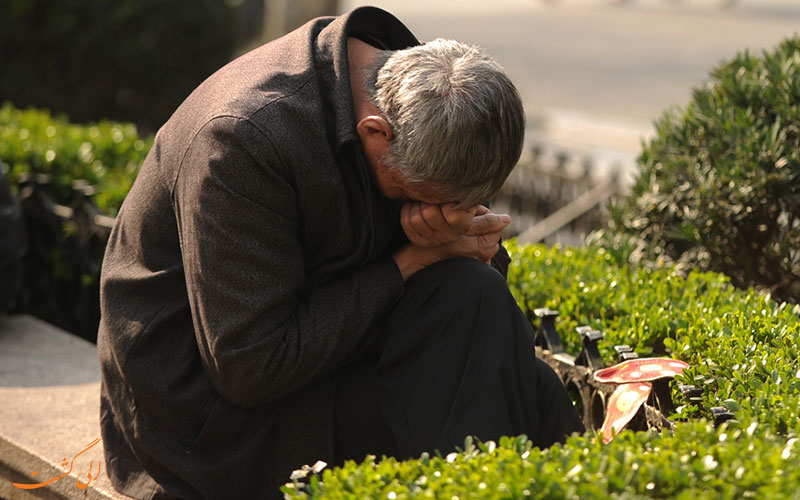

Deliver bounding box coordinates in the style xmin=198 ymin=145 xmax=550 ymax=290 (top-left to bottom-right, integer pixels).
xmin=173 ymin=116 xmax=404 ymax=408
xmin=491 ymin=242 xmax=511 ymax=279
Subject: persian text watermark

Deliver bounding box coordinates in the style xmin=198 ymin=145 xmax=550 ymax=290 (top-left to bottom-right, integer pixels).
xmin=13 ymin=437 xmax=102 ymax=491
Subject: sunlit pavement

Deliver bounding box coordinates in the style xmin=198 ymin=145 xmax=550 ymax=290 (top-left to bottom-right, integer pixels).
xmin=340 ymin=0 xmax=800 ymax=179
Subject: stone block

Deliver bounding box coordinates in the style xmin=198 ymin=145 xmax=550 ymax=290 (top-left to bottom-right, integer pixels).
xmin=0 ymin=315 xmax=133 ymax=499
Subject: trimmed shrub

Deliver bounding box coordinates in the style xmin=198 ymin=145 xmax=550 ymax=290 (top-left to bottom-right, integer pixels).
xmin=0 ymin=102 xmax=151 ymax=215
xmin=286 ymin=428 xmax=800 ymax=499
xmin=505 ymin=241 xmax=800 ymax=428
xmin=0 ymin=103 xmax=151 ymax=338
xmin=0 ymin=169 xmax=25 ymax=312
xmin=601 ymin=36 xmax=800 ymax=303
xmin=283 ymin=241 xmax=800 ymax=499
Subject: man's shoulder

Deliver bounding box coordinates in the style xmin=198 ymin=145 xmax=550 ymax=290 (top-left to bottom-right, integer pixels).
xmin=152 ymin=29 xmax=333 ymax=174
xmin=171 ymin=37 xmax=322 ymax=135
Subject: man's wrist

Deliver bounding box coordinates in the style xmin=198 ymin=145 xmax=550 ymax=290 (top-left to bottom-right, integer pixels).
xmin=393 ymin=244 xmax=441 ymax=281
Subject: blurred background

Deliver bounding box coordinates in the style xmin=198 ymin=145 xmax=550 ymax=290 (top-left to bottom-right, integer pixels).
xmin=1 ymin=0 xmax=799 ymax=339
xmin=341 ymin=0 xmax=800 ymax=241
xmin=350 ymin=0 xmax=800 ymax=181
xmin=4 ymin=0 xmax=800 ymax=149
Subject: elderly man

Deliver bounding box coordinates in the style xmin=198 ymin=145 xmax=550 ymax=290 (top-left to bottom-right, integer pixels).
xmin=97 ymin=6 xmax=583 ymax=499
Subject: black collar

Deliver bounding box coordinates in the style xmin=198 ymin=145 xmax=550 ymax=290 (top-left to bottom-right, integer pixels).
xmin=314 ymin=6 xmax=419 ymax=150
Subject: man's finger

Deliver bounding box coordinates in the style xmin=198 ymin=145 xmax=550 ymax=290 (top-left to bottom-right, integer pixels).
xmin=477 ymin=229 xmax=504 ymax=262
xmin=467 ymin=213 xmax=511 ymax=236
xmin=420 ymin=203 xmax=448 ymax=232
xmin=401 ymin=203 xmax=424 ymax=243
xmin=441 ymin=203 xmax=477 ymax=232
xmin=408 ymin=202 xmax=437 ymax=237
xmin=477 ymin=229 xmax=504 ymax=248
xmin=402 ymin=202 xmax=453 ymax=247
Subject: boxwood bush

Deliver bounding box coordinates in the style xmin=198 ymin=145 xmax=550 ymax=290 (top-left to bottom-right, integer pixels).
xmin=0 ymin=102 xmax=152 ymax=215
xmin=283 ymin=241 xmax=800 ymax=499
xmin=0 ymin=103 xmax=151 ymax=338
xmin=602 ymin=36 xmax=800 ymax=304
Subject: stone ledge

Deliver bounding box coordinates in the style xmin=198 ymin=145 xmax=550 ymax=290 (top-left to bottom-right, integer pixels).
xmin=0 ymin=315 xmax=133 ymax=500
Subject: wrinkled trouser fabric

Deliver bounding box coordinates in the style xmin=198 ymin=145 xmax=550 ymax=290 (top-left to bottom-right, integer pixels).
xmin=334 ymin=258 xmax=584 ymax=464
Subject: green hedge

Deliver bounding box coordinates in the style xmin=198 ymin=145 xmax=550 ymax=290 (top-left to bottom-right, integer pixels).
xmin=0 ymin=102 xmax=152 ymax=215
xmin=283 ymin=241 xmax=800 ymax=499
xmin=602 ymin=36 xmax=800 ymax=303
xmin=0 ymin=103 xmax=151 ymax=337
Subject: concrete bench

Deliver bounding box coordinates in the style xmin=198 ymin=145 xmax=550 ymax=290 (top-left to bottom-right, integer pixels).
xmin=0 ymin=315 xmax=133 ymax=500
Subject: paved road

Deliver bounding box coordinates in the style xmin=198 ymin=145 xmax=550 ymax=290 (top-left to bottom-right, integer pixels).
xmin=339 ymin=0 xmax=800 ymax=176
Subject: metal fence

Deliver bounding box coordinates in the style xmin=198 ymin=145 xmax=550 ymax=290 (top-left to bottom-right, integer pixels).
xmin=493 ymin=143 xmax=629 ymax=245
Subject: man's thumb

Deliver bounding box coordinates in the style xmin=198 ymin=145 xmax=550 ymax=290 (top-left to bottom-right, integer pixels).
xmin=468 ymin=213 xmax=511 ymax=235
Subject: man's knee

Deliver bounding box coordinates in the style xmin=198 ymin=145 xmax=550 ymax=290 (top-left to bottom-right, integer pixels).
xmin=380 ymin=257 xmax=522 ymax=354
xmin=404 ymin=257 xmax=509 ymax=306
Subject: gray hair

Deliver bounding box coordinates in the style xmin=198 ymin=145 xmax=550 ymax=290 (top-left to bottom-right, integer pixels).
xmin=365 ymin=38 xmax=525 ymax=207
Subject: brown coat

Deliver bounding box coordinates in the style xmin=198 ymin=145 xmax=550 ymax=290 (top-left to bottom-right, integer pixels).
xmin=97 ymin=8 xmax=419 ymax=499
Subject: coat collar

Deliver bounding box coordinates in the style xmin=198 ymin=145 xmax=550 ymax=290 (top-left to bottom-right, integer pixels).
xmin=314 ymin=7 xmax=419 ymax=150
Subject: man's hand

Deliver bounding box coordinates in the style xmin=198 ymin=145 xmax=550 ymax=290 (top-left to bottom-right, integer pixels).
xmin=401 ymin=203 xmax=511 ymax=248
xmin=394 ymin=205 xmax=511 ymax=281
xmin=400 ymin=202 xmax=475 ymax=247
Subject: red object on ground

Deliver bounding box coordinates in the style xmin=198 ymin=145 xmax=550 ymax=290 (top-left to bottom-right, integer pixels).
xmin=601 ymin=382 xmax=652 ymax=444
xmin=593 ymin=358 xmax=688 ymax=384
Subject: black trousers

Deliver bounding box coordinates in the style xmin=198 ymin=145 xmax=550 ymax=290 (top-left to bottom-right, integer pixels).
xmin=334 ymin=258 xmax=584 ymax=464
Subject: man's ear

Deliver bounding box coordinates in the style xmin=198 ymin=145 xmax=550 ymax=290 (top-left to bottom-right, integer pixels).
xmin=356 ymin=115 xmax=393 ymax=142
